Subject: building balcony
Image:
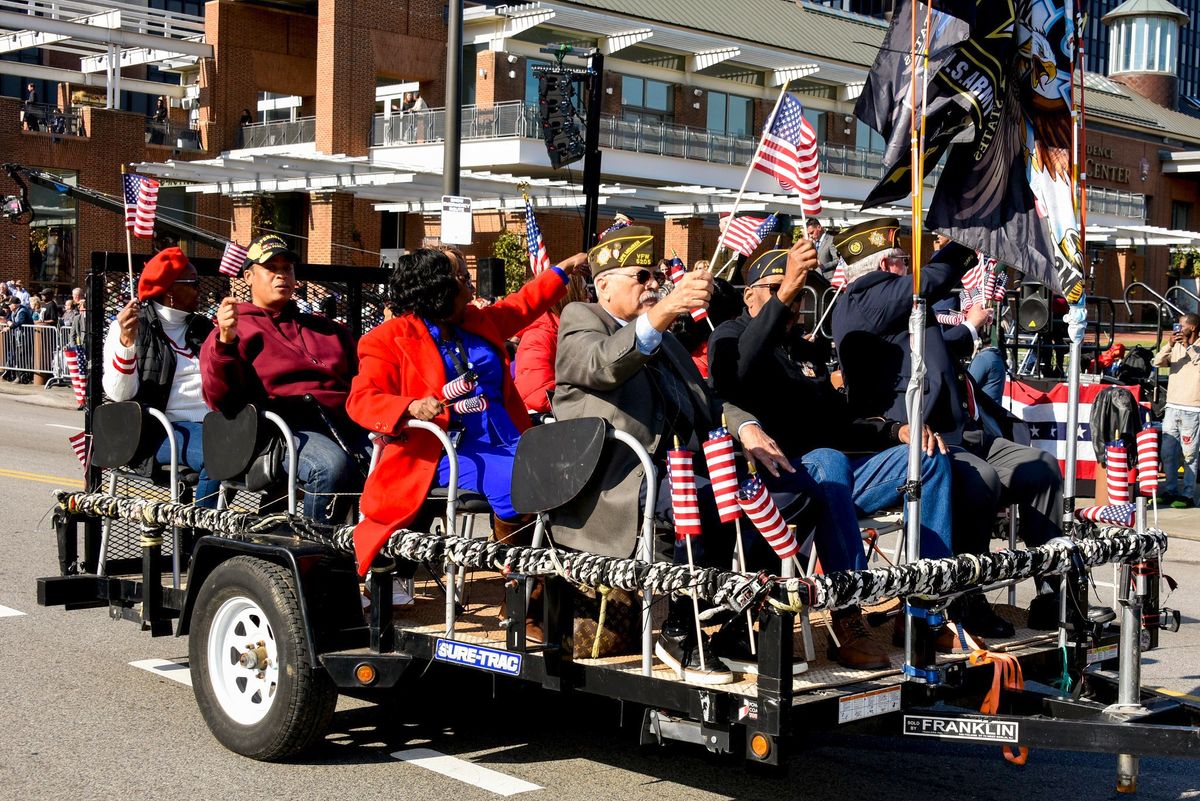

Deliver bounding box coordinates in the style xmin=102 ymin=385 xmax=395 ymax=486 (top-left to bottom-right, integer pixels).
xmin=19 ymin=103 xmax=85 ymax=137
xmin=237 ymin=116 xmax=317 ymax=150
xmin=145 ymin=120 xmax=203 ymax=151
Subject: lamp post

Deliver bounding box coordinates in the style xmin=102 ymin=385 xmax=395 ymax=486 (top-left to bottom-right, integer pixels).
xmin=443 ymin=0 xmax=463 ymax=197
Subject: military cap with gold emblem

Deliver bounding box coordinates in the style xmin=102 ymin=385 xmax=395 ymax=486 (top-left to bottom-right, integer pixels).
xmin=833 ymin=217 xmax=901 ymax=261
xmin=744 ymin=248 xmax=789 ymax=286
xmin=587 ymin=225 xmax=655 ymax=276
xmin=244 ymin=233 xmax=300 ymax=270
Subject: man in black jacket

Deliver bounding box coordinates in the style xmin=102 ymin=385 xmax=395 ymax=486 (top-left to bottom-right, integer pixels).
xmin=831 ymin=219 xmax=1064 ymax=631
xmin=709 ymin=241 xmax=955 ymax=662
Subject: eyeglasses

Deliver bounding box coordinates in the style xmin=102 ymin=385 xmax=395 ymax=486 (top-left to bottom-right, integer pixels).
xmin=173 ymin=279 xmax=199 ymax=286
xmin=609 ymin=269 xmax=666 ymax=286
xmin=749 ymin=282 xmax=782 ymax=294
xmin=883 ymin=256 xmax=911 ymax=268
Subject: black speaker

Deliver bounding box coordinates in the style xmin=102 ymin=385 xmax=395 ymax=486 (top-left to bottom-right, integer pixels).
xmin=1017 ymin=284 xmax=1051 ymax=333
xmin=538 ymin=71 xmax=585 ymax=169
xmin=476 ymin=257 xmax=506 ymax=299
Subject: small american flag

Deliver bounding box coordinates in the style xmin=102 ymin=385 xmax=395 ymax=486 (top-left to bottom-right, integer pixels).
xmin=451 ymin=395 xmax=488 ymax=415
xmin=441 ymin=371 xmax=478 ymax=402
xmin=702 ymin=428 xmax=740 ymax=524
xmin=751 ymin=94 xmax=822 ymax=216
xmin=935 ymin=310 xmax=966 ymax=326
xmin=219 ymin=241 xmax=249 ymax=277
xmin=122 ymin=172 xmax=159 ymax=239
xmin=830 ymin=261 xmax=848 ymax=291
xmin=1105 ymin=442 xmax=1131 ymax=504
xmin=961 ymin=255 xmax=996 ymax=293
xmin=722 ymin=213 xmax=777 ymax=258
xmin=68 ymin=430 xmax=88 ymax=466
xmin=1136 ymin=426 xmax=1159 ymax=496
xmin=524 ymin=197 xmax=551 ymax=275
xmin=737 ymin=475 xmax=797 ymax=560
xmin=668 ymin=448 xmax=703 ymax=539
xmin=64 ymin=345 xmax=86 ymax=407
xmin=1075 ymin=503 xmax=1136 ymax=527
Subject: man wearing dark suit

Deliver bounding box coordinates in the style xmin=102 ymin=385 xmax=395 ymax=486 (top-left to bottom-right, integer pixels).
xmin=831 ymin=219 xmax=1064 ymax=635
xmin=806 ymin=218 xmax=840 ymax=282
xmin=555 ymin=227 xmax=832 ymax=683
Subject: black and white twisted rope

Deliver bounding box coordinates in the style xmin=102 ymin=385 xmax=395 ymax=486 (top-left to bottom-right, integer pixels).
xmin=54 ymin=492 xmax=1167 ymax=613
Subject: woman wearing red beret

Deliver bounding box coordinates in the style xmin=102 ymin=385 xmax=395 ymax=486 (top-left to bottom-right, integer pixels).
xmin=101 ymin=247 xmax=217 ymax=505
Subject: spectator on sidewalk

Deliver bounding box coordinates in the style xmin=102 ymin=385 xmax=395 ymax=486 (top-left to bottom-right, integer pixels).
xmin=1156 ymin=313 xmax=1200 ymax=509
xmin=38 ymin=289 xmax=60 ymax=325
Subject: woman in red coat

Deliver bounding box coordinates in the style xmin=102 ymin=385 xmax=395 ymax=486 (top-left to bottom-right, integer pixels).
xmin=347 ymin=248 xmax=587 ymax=574
xmin=514 ymin=271 xmax=590 ymax=413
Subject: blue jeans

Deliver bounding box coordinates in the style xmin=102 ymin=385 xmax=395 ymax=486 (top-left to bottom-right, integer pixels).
xmin=154 ymin=421 xmax=218 ymax=508
xmin=1163 ymin=406 xmax=1200 ymax=501
xmin=969 ymin=347 xmax=1007 ymax=405
xmin=295 ymin=428 xmax=367 ymax=523
xmin=766 ymin=445 xmax=954 ymax=571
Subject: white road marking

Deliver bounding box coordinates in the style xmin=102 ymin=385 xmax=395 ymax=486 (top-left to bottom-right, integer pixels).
xmin=44 ymin=423 xmax=79 ymax=430
xmin=130 ymin=658 xmax=193 ymax=687
xmin=391 ymin=748 xmax=542 ymax=796
xmin=0 ymin=604 xmax=26 ymax=618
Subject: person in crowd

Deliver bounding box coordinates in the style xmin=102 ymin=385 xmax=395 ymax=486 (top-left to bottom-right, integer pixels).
xmin=346 ymin=247 xmax=586 ymax=585
xmin=1156 ymin=313 xmax=1200 ymax=509
xmin=807 ymin=218 xmax=840 ymax=282
xmin=101 ymin=248 xmax=218 ymax=506
xmin=10 ymin=280 xmax=30 ymax=306
xmin=709 ymin=244 xmax=956 ymax=660
xmin=4 ymin=296 xmax=34 ymax=383
xmin=831 ymin=218 xmax=1062 ymax=634
xmin=28 ymin=295 xmax=42 ymax=321
xmin=236 ymin=108 xmax=253 ymax=147
xmin=150 ymin=96 xmax=168 ymax=144
xmin=22 ymin=83 xmax=38 ymax=131
xmin=514 ymin=266 xmax=590 ymax=413
xmin=69 ymin=298 xmax=87 ymax=346
xmin=59 ymin=299 xmax=78 ymax=330
xmin=552 ymin=226 xmax=801 ymax=684
xmin=201 ymin=234 xmax=366 ymax=524
xmin=38 ymin=288 xmax=60 ymax=325
xmin=668 ymin=272 xmax=741 ymax=380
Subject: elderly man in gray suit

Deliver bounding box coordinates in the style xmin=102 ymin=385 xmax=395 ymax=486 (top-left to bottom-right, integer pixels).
xmin=553 ymin=227 xmax=823 ymax=685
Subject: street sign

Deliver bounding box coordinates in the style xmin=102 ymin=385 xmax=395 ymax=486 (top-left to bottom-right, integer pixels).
xmin=441 ymin=195 xmax=473 ymax=245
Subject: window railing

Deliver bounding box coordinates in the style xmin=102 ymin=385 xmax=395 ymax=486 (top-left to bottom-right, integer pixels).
xmin=238 ymin=116 xmax=316 ymax=149
xmin=1086 ymin=185 xmax=1146 ymax=221
xmin=145 ymin=120 xmax=203 ymax=151
xmin=19 ymin=103 xmax=85 ymax=137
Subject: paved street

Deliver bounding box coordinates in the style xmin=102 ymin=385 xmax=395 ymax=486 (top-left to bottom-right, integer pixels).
xmin=1 ymin=392 xmax=1198 ymax=801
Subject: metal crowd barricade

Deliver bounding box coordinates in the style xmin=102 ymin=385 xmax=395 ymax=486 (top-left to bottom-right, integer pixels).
xmin=1 ymin=324 xmax=66 ymax=384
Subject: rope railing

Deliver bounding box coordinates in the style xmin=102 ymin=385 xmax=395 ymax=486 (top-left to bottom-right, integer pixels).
xmin=55 ymin=490 xmax=1167 ymax=613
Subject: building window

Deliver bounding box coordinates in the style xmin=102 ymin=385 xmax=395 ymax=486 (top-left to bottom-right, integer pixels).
xmin=258 ymin=92 xmax=301 ymax=123
xmin=856 ymin=119 xmax=885 ymax=152
xmin=1171 ymin=200 xmax=1192 ymax=231
xmin=802 ymin=107 xmax=827 ymax=146
xmin=620 ymin=75 xmax=673 ymax=123
xmin=28 ymin=169 xmax=76 ymax=286
xmin=1111 ymin=16 xmax=1179 ymax=74
xmin=706 ymin=91 xmax=753 ymax=136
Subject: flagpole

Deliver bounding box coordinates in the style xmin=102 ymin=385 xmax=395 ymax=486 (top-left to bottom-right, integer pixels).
xmin=707 ymin=83 xmax=791 ymax=276
xmin=901 ymin=0 xmax=933 ymax=677
xmin=810 ymin=282 xmax=844 ymax=337
xmin=120 ymin=165 xmax=136 ymax=301
xmin=672 ymin=248 xmax=715 ymax=331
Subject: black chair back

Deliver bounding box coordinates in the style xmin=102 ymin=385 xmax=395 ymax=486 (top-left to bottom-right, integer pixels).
xmin=511 ymin=417 xmax=607 ymax=514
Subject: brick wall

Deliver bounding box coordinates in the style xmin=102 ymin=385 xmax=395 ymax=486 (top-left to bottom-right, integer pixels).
xmin=476 ymin=51 xmax=526 ymax=107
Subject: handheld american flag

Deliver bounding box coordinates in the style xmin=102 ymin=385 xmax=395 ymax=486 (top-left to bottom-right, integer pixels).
xmin=451 ymin=395 xmax=488 ymax=415
xmin=721 ymin=213 xmax=777 ymax=258
xmin=667 ymin=257 xmax=708 ymax=323
xmin=68 ymin=430 xmax=88 ymax=466
xmin=219 ymin=241 xmax=249 ymax=277
xmin=667 ymin=448 xmax=703 ymax=539
xmin=122 ymin=172 xmax=159 ymax=239
xmin=751 ymin=94 xmax=822 ymax=216
xmin=737 ymin=475 xmax=797 ymax=560
xmin=524 ymin=197 xmax=551 ymax=275
xmin=599 ymin=213 xmax=632 ymax=240
xmin=442 ymin=371 xmax=478 ymax=402
xmin=702 ymin=427 xmax=740 ymax=524
xmin=829 ymin=261 xmax=848 ymax=291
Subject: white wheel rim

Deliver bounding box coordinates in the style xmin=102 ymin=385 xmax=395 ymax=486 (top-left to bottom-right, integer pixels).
xmin=206 ymin=595 xmax=280 ymax=726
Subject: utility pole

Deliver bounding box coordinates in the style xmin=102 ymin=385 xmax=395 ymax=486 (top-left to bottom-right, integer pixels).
xmin=443 ymin=0 xmax=463 ymax=196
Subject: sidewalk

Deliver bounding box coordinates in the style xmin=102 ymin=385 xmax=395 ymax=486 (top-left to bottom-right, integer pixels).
xmin=0 ymin=380 xmax=80 ymax=411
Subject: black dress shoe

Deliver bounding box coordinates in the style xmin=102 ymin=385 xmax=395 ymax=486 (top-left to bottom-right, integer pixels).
xmin=655 ymin=629 xmax=734 ymax=685
xmin=956 ymin=592 xmax=1015 ymax=638
xmin=710 ymin=620 xmax=807 ymax=676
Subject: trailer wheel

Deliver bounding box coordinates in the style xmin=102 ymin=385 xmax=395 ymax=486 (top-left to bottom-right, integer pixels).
xmin=189 ymin=556 xmax=337 ymax=760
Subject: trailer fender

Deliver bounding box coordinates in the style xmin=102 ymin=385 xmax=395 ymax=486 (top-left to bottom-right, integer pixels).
xmin=177 ymin=535 xmax=367 ymax=656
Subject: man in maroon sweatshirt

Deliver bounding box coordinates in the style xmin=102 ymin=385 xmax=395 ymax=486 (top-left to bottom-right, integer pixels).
xmin=201 ymin=234 xmax=366 ymax=522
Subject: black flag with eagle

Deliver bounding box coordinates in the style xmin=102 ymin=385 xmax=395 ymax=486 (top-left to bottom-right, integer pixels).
xmin=857 ymin=0 xmax=1086 ymax=302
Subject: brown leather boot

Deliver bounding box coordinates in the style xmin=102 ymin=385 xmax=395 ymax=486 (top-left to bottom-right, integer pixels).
xmin=830 ymin=607 xmax=891 ymax=670
xmin=492 ymin=515 xmax=533 ymax=546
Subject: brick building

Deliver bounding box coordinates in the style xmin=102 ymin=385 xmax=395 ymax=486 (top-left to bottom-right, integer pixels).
xmin=3 ymin=0 xmax=1199 ymax=308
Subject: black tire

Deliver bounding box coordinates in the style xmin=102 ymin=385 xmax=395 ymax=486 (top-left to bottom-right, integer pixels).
xmin=189 ymin=556 xmax=337 ymax=760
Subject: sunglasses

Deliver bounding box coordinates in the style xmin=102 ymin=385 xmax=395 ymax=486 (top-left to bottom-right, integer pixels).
xmin=173 ymin=278 xmax=199 ymax=286
xmin=609 ymin=269 xmax=667 ymax=286
xmin=749 ymin=282 xmax=782 ymax=294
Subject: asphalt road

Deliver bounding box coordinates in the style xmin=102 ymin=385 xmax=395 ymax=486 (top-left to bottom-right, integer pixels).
xmin=1 ymin=394 xmax=1198 ymax=801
